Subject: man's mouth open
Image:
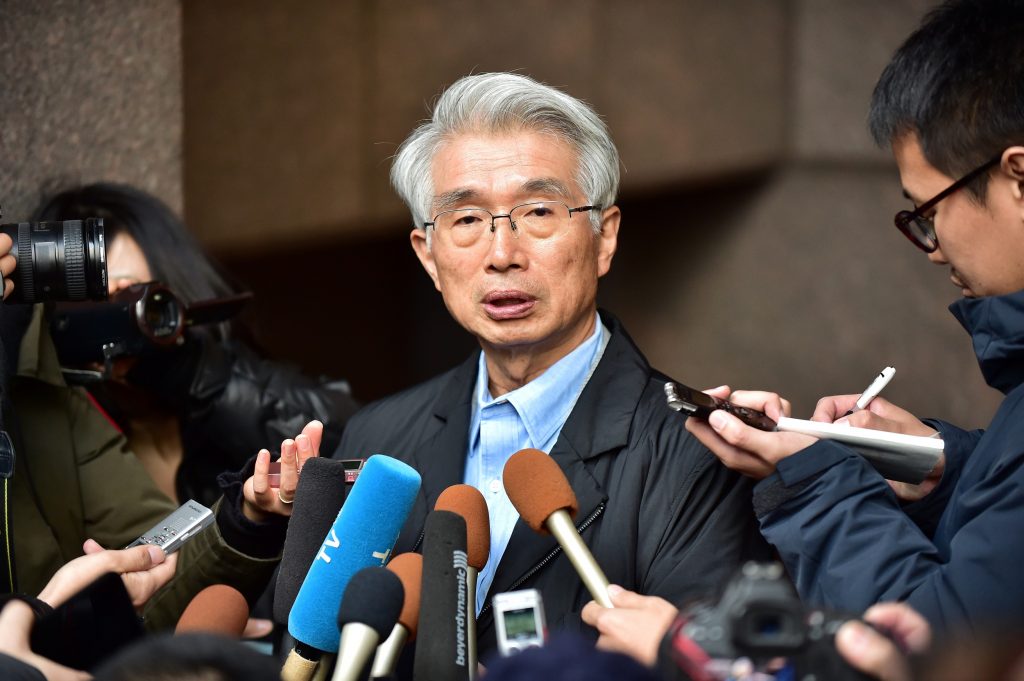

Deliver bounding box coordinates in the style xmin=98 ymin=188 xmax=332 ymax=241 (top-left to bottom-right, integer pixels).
xmin=483 ymin=290 xmax=537 ymax=320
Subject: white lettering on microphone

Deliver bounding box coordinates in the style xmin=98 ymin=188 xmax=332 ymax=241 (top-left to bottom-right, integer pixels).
xmin=454 ymin=550 xmax=468 ymax=666
xmin=316 ymin=528 xmax=340 ymax=564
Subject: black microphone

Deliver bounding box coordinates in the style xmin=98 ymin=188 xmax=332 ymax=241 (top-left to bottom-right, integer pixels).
xmin=331 ymin=567 xmax=404 ymax=681
xmin=274 ymin=457 xmax=350 ymax=625
xmin=413 ymin=510 xmax=470 ymax=681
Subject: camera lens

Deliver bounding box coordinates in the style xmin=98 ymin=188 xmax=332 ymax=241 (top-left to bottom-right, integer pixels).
xmin=0 ymin=219 xmax=109 ymax=304
xmin=136 ymin=286 xmax=183 ymax=342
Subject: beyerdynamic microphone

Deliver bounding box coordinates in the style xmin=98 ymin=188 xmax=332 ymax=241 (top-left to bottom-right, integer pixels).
xmin=274 ymin=457 xmax=350 ymax=625
xmin=503 ymin=448 xmax=613 ymax=608
xmin=331 ymin=567 xmax=404 ymax=681
xmin=413 ymin=510 xmax=470 ymax=681
xmin=175 ymin=584 xmax=249 ymax=637
xmin=370 ymin=553 xmax=423 ymax=679
xmin=282 ymin=455 xmax=421 ymax=681
xmin=434 ymin=484 xmax=490 ymax=679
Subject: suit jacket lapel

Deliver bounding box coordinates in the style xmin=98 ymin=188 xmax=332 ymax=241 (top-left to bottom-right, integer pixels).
xmin=394 ymin=353 xmax=478 ymax=553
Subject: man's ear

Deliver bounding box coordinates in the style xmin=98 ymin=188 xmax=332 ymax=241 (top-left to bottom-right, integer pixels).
xmin=596 ymin=205 xmax=620 ymax=278
xmin=410 ymin=228 xmax=441 ymax=291
xmin=1003 ymin=146 xmax=1024 ymax=203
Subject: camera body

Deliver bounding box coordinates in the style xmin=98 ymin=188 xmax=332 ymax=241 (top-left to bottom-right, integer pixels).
xmin=669 ymin=563 xmax=872 ymax=681
xmin=49 ymin=281 xmax=185 ymax=367
xmin=0 ymin=218 xmax=108 ymax=304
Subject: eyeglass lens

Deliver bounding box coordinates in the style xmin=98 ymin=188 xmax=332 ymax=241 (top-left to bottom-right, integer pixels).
xmin=435 ymin=202 xmax=572 ymax=247
xmin=895 ymin=211 xmax=937 ymax=252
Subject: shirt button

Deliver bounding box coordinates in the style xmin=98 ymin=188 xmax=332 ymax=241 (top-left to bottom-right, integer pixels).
xmin=488 ymin=479 xmax=502 ymax=493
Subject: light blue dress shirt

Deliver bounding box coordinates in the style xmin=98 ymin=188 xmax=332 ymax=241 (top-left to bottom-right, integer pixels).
xmin=464 ymin=313 xmax=609 ymax=614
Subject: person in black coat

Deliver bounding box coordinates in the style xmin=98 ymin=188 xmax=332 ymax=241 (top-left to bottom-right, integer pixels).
xmin=332 ymin=72 xmax=766 ymax=663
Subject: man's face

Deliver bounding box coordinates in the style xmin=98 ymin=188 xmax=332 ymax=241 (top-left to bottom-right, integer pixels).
xmin=411 ymin=131 xmax=619 ymax=359
xmin=893 ymin=133 xmax=1024 ymax=298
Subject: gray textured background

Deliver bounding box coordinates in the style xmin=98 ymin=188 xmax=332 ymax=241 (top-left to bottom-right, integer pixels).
xmin=1 ymin=0 xmax=182 ymax=222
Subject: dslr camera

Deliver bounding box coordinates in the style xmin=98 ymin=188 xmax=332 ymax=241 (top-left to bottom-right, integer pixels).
xmin=0 ymin=209 xmax=108 ymax=304
xmin=49 ymin=281 xmax=185 ymax=369
xmin=666 ymin=562 xmax=873 ymax=681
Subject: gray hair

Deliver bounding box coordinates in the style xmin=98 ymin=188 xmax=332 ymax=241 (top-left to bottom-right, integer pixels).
xmin=390 ymin=72 xmax=620 ymax=239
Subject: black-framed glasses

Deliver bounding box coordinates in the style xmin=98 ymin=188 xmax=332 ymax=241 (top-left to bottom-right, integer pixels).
xmin=423 ymin=201 xmax=601 ymax=248
xmin=894 ymin=153 xmax=1002 ymax=253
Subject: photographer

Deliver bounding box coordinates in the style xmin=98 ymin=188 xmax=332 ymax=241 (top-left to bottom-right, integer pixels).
xmin=581 ymin=584 xmax=930 ymax=681
xmin=35 ymin=182 xmax=359 ymax=507
xmin=0 ymin=211 xmax=322 ymax=631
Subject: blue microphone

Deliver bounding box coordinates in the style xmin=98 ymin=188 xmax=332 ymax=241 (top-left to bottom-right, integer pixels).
xmin=282 ymin=454 xmax=421 ymax=681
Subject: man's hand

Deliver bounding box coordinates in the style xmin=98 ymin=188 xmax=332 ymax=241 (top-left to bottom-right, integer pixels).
xmin=243 ymin=420 xmax=323 ymax=521
xmin=0 ymin=600 xmax=89 ymax=680
xmin=0 ymin=233 xmax=16 ymax=299
xmin=835 ymin=602 xmax=931 ymax=681
xmin=36 ymin=539 xmax=177 ymax=610
xmin=684 ymin=387 xmax=817 ymax=480
xmin=580 ymin=585 xmax=679 ymax=667
xmin=813 ymin=395 xmax=944 ymax=501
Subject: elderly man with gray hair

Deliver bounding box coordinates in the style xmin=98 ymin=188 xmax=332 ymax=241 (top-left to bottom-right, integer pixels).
xmin=332 ymin=72 xmax=763 ymax=663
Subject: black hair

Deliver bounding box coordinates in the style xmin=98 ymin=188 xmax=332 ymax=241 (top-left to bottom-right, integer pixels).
xmin=868 ymin=0 xmax=1024 ymax=198
xmin=92 ymin=633 xmax=280 ymax=681
xmin=32 ymin=183 xmax=236 ymax=305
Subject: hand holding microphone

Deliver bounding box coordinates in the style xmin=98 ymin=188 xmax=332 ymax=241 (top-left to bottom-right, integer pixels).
xmin=503 ymin=448 xmax=613 ymax=608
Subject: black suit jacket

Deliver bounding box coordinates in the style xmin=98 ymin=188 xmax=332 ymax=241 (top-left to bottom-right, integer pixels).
xmin=333 ymin=312 xmax=765 ymax=662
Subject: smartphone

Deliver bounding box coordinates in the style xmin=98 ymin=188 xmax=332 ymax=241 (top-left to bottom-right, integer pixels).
xmin=664 ymin=381 xmax=777 ymax=431
xmin=266 ymin=457 xmax=365 ymax=488
xmin=493 ymin=588 xmax=547 ymax=656
xmin=124 ymin=499 xmax=214 ymax=554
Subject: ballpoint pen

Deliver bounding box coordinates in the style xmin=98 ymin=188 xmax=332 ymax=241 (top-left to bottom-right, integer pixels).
xmin=844 ymin=366 xmax=896 ymax=416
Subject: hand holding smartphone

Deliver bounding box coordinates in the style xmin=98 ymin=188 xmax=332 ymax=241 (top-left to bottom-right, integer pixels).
xmin=664 ymin=382 xmax=778 ymax=430
xmin=664 ymin=382 xmax=943 ymax=484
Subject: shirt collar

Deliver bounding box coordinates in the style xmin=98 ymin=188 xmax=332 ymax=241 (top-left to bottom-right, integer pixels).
xmin=472 ymin=313 xmax=606 ymax=447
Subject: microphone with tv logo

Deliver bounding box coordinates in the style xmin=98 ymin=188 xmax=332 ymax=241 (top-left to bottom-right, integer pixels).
xmin=413 ymin=510 xmax=470 ymax=681
xmin=370 ymin=552 xmax=422 ymax=679
xmin=274 ymin=457 xmax=351 ymax=626
xmin=330 ymin=566 xmax=404 ymax=681
xmin=503 ymin=448 xmax=613 ymax=608
xmin=434 ymin=484 xmax=489 ymax=679
xmin=281 ymin=455 xmax=421 ymax=681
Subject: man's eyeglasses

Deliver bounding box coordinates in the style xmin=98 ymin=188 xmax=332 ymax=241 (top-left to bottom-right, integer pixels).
xmin=423 ymin=201 xmax=601 ymax=248
xmin=894 ymin=153 xmax=1002 ymax=253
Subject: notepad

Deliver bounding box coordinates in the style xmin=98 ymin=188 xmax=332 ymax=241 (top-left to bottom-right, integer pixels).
xmin=775 ymin=416 xmax=943 ymax=484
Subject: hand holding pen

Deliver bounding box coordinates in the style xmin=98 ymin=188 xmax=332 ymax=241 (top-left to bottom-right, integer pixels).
xmin=844 ymin=366 xmax=896 ymax=416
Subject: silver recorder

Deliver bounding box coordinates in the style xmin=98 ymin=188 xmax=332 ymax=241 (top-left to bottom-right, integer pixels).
xmin=493 ymin=588 xmax=546 ymax=656
xmin=125 ymin=499 xmax=214 ymax=554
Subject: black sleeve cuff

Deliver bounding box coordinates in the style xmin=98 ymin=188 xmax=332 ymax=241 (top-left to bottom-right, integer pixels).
xmin=215 ymin=454 xmax=289 ymax=559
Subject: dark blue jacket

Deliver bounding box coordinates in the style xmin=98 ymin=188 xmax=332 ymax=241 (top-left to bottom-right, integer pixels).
xmin=752 ymin=288 xmax=1024 ymax=633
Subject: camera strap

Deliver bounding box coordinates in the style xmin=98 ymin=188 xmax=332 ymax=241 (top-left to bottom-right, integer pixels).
xmin=0 ymin=431 xmax=15 ymax=594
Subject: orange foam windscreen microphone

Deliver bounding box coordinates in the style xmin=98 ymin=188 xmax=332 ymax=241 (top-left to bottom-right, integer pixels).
xmin=503 ymin=448 xmax=613 ymax=608
xmin=371 ymin=552 xmax=423 ymax=679
xmin=175 ymin=584 xmax=250 ymax=638
xmin=434 ymin=484 xmax=489 ymax=678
